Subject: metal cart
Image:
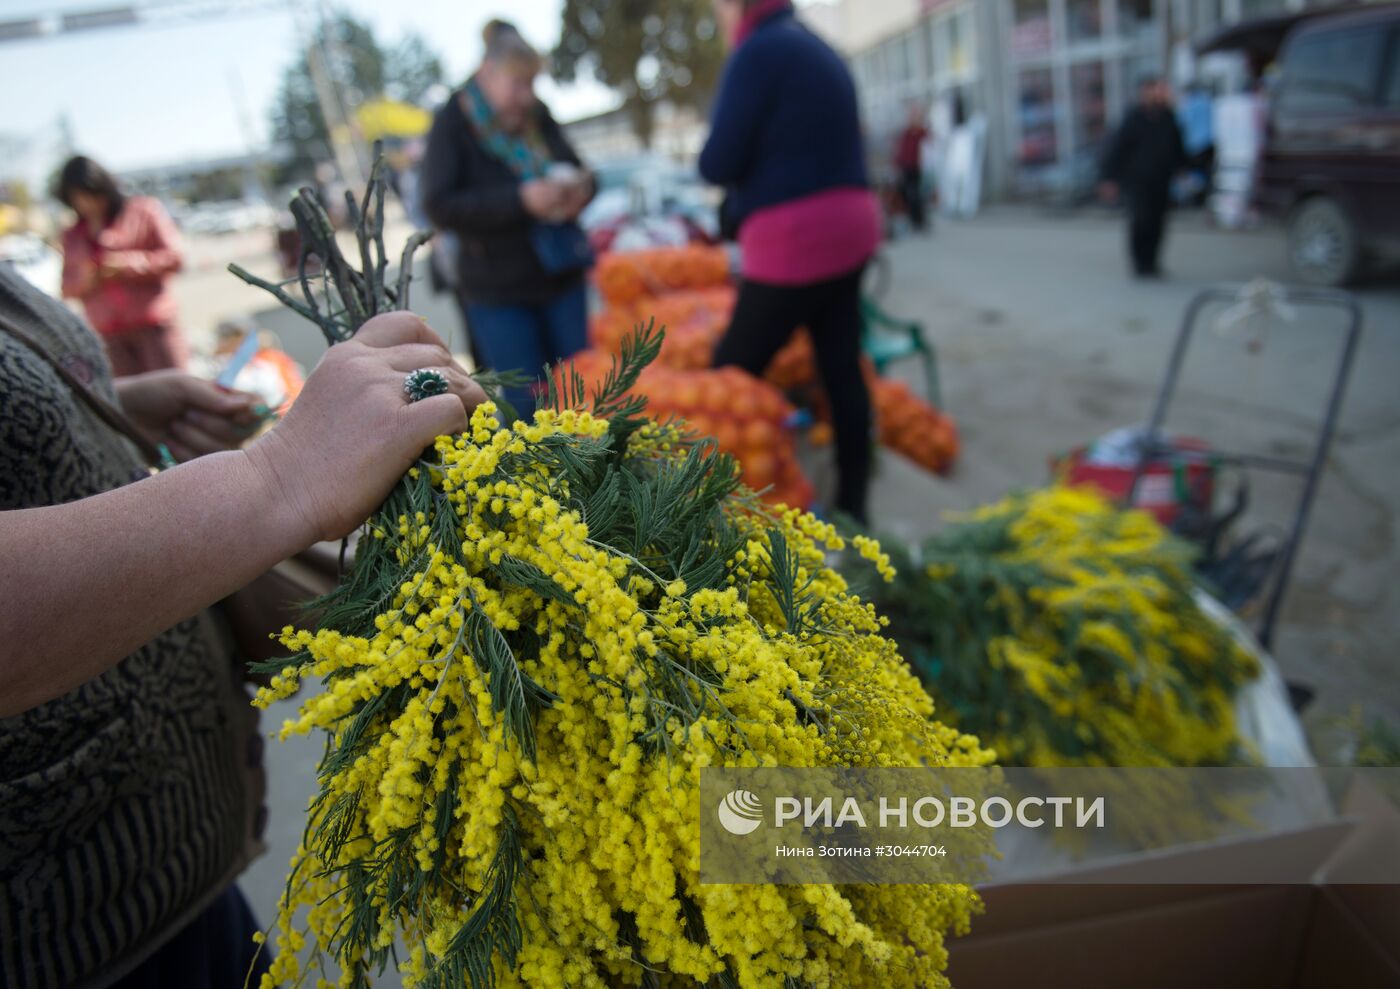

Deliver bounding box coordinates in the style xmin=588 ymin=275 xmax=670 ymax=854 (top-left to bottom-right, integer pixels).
xmin=1126 ymin=283 xmax=1363 ymax=655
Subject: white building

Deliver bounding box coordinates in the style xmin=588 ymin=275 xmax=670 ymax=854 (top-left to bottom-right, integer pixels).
xmin=818 ymin=0 xmax=1384 ymax=200
xmin=564 ymin=102 xmax=709 ymax=167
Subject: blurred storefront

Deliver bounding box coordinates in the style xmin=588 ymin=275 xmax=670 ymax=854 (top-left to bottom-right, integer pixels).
xmin=564 ymin=102 xmax=709 ymax=166
xmin=827 ymin=0 xmax=1379 ymax=200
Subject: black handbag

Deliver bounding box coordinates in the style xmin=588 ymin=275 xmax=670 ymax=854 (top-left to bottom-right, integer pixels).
xmin=530 ymin=220 xmax=594 ymax=275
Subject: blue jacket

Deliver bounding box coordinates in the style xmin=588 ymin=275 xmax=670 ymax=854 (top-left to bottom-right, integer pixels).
xmin=699 ymin=8 xmax=869 ymax=230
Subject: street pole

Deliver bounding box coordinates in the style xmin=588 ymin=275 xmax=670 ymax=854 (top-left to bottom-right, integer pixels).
xmin=315 ymin=0 xmax=369 ymax=184
xmin=227 ymin=66 xmax=274 ymax=204
xmin=295 ymin=4 xmax=364 ymax=190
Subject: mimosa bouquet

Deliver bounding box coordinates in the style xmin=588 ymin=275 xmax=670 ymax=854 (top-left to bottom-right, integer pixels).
xmin=848 ymin=485 xmax=1260 ymax=770
xmin=235 ymin=162 xmax=992 ymax=989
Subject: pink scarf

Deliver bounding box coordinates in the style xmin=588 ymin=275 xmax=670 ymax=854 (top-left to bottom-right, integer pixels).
xmin=733 ymin=0 xmax=793 ymax=45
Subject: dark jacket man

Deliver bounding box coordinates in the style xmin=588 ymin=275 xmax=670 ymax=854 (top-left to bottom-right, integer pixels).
xmin=1100 ymin=79 xmax=1188 ymax=277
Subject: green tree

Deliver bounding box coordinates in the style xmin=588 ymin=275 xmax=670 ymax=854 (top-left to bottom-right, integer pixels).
xmin=553 ymin=0 xmax=724 ymax=147
xmin=186 ymin=167 xmax=246 ymax=205
xmin=271 ymin=12 xmax=443 ymax=180
xmin=385 ymin=34 xmax=445 ymax=104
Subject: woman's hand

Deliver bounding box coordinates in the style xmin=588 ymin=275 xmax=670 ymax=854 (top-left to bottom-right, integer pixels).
xmin=116 ymin=370 xmax=262 ymax=460
xmin=244 ymin=312 xmax=486 ymax=545
xmin=97 ymin=258 xmax=126 ymax=281
xmin=67 ymin=260 xmax=100 ymax=298
xmin=520 ymin=178 xmax=567 ymax=221
xmin=557 ymin=174 xmax=595 ymax=222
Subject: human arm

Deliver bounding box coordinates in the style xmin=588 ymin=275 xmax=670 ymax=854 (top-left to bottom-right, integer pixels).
xmin=698 ymin=48 xmax=771 ymax=186
xmin=540 ymin=106 xmax=596 ymax=221
xmin=1099 ymin=112 xmax=1135 ymax=186
xmin=0 ymin=312 xmax=485 ymax=716
xmin=60 ymin=229 xmax=98 ymax=300
xmin=114 ymin=370 xmax=262 ymax=461
xmin=98 ymin=199 xmax=183 ymax=281
xmin=1098 ymin=114 xmax=1133 ymax=201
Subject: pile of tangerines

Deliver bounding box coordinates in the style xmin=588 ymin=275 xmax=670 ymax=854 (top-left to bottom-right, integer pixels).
xmin=564 ymin=349 xmax=816 ymax=509
xmin=593 ymin=245 xmax=732 ymax=308
xmin=579 ymin=249 xmax=961 ymax=501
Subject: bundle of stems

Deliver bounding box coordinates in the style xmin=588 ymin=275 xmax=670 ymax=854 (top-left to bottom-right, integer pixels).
xmin=229 ymin=141 xmax=431 ymax=346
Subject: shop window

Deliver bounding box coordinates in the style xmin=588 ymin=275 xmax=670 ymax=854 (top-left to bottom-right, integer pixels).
xmin=1240 ymin=0 xmax=1289 ymax=21
xmin=1017 ymin=67 xmax=1059 ymax=165
xmin=1071 ymin=61 xmax=1109 ymax=151
xmin=1118 ymin=0 xmax=1158 ymax=45
xmin=932 ymin=15 xmax=953 ymax=82
xmin=891 ymin=37 xmax=910 ymax=85
xmin=922 ymin=18 xmax=937 ymax=82
xmin=1067 ymin=0 xmax=1104 ymax=43
xmin=1276 ymin=28 xmax=1384 ymax=115
xmin=1012 ymin=0 xmax=1054 ymax=59
xmin=950 ymin=7 xmax=977 ymax=77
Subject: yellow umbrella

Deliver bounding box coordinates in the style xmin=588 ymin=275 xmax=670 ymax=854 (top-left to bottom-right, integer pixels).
xmin=354 ymin=99 xmax=433 ymax=142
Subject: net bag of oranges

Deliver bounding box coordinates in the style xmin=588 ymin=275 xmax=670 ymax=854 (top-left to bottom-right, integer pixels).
xmin=593 ymin=245 xmax=731 ymax=307
xmin=566 ymin=347 xmax=815 ymax=509
xmin=871 ymin=377 xmax=960 ymax=476
xmin=589 ymin=287 xmax=736 ymax=372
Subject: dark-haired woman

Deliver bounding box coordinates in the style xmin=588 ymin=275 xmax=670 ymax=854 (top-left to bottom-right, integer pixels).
xmin=702 ymin=0 xmax=881 ymax=523
xmin=58 ymin=155 xmax=188 ymax=377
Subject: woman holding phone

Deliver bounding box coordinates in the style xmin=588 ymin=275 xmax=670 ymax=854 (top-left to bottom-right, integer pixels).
xmin=701 ymin=0 xmax=882 ymax=523
xmin=57 ymin=155 xmax=189 ymax=377
xmin=421 ymin=19 xmax=594 ymax=418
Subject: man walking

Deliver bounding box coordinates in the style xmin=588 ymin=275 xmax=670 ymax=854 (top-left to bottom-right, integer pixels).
xmin=894 ymin=101 xmax=930 ymax=233
xmin=1099 ymin=77 xmax=1187 ymax=277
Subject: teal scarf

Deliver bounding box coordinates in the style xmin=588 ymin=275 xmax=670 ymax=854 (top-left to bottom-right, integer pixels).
xmin=462 ymin=76 xmax=549 ymax=180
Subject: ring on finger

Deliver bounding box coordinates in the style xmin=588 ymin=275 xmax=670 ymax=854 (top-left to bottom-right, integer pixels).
xmin=404 ymin=368 xmax=451 ymax=403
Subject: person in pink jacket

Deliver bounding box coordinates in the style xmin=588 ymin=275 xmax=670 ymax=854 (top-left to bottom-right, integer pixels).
xmin=58 ymin=155 xmax=188 ymax=376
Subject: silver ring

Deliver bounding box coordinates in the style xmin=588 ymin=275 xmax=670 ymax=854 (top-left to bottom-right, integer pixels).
xmin=404 ymin=368 xmax=449 ymax=403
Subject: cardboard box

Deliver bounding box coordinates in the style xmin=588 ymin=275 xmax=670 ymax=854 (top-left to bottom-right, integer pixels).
xmin=947 ymin=780 xmax=1400 ymax=989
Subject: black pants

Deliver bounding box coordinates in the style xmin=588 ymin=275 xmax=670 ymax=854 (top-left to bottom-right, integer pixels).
xmin=110 ymin=885 xmax=271 ymax=989
xmin=899 ymin=167 xmax=927 ymax=231
xmin=714 ymin=266 xmax=872 ymax=523
xmin=1128 ymin=188 xmax=1170 ymax=275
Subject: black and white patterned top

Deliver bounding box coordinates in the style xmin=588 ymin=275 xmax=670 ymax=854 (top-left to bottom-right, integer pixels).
xmin=0 ymin=263 xmax=265 ymax=989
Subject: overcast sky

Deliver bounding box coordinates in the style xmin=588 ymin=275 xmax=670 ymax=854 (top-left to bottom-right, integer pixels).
xmin=0 ymin=0 xmax=625 ymax=173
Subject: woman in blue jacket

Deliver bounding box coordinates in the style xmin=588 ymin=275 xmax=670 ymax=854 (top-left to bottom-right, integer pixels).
xmin=701 ymin=0 xmax=883 ymax=523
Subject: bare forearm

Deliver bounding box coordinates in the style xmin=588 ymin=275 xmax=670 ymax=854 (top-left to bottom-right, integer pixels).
xmin=0 ymin=450 xmax=312 ymax=715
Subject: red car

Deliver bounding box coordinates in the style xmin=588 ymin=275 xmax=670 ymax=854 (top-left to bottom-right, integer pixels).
xmin=1255 ymin=2 xmax=1400 ymax=286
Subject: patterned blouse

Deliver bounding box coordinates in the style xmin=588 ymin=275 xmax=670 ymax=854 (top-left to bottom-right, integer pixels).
xmin=0 ymin=263 xmax=265 ymax=988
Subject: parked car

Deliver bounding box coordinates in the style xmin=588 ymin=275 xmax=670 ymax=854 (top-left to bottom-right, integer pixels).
xmin=176 ymin=199 xmax=279 ymax=236
xmin=579 ymin=156 xmax=719 ymax=253
xmin=1255 ymin=3 xmax=1400 ymax=286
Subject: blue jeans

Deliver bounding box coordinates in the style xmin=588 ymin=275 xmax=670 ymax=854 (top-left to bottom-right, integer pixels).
xmin=464 ymin=284 xmax=588 ymax=419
